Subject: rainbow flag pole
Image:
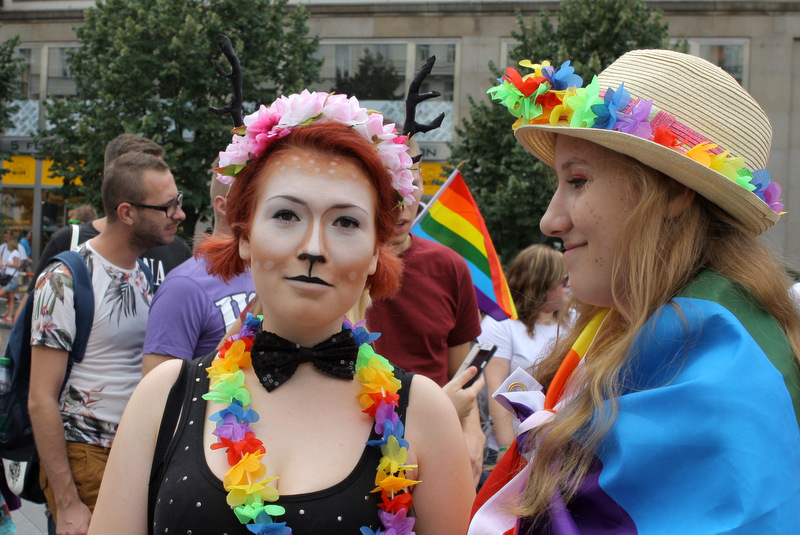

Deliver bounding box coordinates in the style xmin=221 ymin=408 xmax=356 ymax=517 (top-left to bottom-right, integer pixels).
xmin=411 ymin=169 xmax=518 ymax=321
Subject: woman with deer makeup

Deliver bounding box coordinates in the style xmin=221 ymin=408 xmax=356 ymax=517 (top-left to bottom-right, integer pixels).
xmin=88 ymin=91 xmax=474 ymax=535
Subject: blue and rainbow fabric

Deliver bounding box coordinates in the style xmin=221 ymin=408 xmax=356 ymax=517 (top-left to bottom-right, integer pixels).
xmin=472 ymin=270 xmax=800 ymax=534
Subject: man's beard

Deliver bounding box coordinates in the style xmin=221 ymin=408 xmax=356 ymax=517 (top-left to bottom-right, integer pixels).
xmin=130 ymin=219 xmax=173 ymax=251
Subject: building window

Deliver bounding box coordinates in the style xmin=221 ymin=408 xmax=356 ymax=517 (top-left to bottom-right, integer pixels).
xmin=315 ymin=42 xmax=408 ymax=99
xmin=311 ymin=40 xmax=456 ymax=145
xmin=14 ymin=44 xmax=79 ymax=101
xmin=16 ymin=46 xmax=41 ymax=100
xmin=47 ymin=46 xmax=78 ymax=96
xmin=501 ymin=39 xmax=521 ymax=70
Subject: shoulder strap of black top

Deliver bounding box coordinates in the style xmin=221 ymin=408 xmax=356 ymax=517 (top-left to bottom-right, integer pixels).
xmin=147 ymin=359 xmax=189 ymax=532
xmin=394 ymin=367 xmax=415 ymax=421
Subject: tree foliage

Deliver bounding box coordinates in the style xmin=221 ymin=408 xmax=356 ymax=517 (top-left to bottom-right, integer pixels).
xmin=333 ymin=49 xmax=404 ymax=100
xmin=0 ymin=27 xmax=23 ymax=173
xmin=35 ymin=0 xmax=321 ymax=237
xmin=448 ymin=0 xmax=670 ymax=262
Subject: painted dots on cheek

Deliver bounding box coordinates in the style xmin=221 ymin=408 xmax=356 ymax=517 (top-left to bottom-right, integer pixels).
xmin=250 ymin=260 xmax=275 ymax=272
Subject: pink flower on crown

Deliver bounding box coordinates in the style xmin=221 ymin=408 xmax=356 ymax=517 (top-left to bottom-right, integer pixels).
xmin=354 ymin=113 xmax=391 ymax=141
xmin=323 ymin=94 xmax=370 ymax=125
xmin=216 ymin=135 xmax=255 ymax=185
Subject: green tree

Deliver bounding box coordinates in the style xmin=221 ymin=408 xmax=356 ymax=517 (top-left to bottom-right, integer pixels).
xmin=333 ymin=49 xmax=404 ymax=100
xmin=0 ymin=27 xmax=23 ymax=174
xmin=448 ymin=0 xmax=670 ymax=262
xmin=35 ymin=0 xmax=321 ymax=236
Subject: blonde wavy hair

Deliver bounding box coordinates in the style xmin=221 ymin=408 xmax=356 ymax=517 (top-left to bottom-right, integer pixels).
xmin=506 ymin=244 xmax=568 ymax=337
xmin=518 ymin=150 xmax=800 ymax=524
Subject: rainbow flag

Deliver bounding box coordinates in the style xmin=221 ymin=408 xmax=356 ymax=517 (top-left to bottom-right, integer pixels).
xmin=412 ymin=169 xmax=517 ymax=321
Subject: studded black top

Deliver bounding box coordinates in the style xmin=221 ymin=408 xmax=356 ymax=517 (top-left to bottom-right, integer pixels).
xmin=151 ymin=352 xmax=413 ymax=535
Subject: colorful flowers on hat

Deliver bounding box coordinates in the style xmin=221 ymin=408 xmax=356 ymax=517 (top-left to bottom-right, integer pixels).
xmin=488 ymin=60 xmax=783 ymax=214
xmin=215 ymin=90 xmax=417 ymax=205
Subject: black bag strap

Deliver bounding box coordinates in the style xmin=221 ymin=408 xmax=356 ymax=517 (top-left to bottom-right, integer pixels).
xmin=136 ymin=258 xmax=154 ymax=292
xmin=147 ymin=359 xmax=189 ymax=531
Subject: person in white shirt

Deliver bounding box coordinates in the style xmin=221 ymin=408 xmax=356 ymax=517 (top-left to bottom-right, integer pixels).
xmin=0 ymin=229 xmax=24 ymax=321
xmin=479 ymin=244 xmax=572 ymax=452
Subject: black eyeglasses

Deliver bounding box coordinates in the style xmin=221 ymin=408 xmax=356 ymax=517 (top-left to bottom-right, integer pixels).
xmin=128 ymin=191 xmax=183 ymax=218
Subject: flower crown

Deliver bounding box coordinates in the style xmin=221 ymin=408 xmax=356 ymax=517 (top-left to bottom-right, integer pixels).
xmin=214 ymin=90 xmax=417 ymax=205
xmin=488 ymin=60 xmax=783 ymax=213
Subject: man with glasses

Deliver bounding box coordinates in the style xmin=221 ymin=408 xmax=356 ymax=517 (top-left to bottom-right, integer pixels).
xmin=28 ymin=151 xmax=185 ymax=535
xmin=27 ymin=134 xmax=192 ymax=296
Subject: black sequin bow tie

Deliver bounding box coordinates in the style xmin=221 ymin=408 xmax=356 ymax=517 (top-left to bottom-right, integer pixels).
xmin=250 ymin=329 xmax=358 ymax=392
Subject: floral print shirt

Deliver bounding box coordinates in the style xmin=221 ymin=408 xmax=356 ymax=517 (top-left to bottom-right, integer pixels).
xmin=31 ymin=242 xmax=152 ymax=448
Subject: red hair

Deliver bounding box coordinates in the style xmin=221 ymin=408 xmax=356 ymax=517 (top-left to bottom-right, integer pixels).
xmin=197 ymin=122 xmax=402 ymax=299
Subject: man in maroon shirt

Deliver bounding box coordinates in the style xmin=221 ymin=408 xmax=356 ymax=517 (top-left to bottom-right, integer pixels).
xmin=366 ymin=137 xmax=485 ymax=481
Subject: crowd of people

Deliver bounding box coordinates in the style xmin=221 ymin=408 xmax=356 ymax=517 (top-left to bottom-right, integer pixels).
xmin=0 ymin=46 xmax=798 ymax=535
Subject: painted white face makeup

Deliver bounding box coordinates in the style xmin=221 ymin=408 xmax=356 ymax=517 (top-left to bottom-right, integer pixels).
xmin=239 ymin=148 xmax=379 ymax=344
xmin=539 ymin=136 xmax=639 ymax=309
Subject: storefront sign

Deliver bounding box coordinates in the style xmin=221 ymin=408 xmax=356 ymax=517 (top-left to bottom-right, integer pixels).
xmin=1 ymin=156 xmax=64 ymax=186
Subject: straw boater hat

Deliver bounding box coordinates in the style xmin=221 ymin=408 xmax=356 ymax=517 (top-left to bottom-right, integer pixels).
xmin=489 ymin=49 xmax=781 ymax=236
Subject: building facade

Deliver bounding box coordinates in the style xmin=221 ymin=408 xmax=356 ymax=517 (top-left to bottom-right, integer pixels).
xmin=2 ymin=0 xmax=799 ymax=265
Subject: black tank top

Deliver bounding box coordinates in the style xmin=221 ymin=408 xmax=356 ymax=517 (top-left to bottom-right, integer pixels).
xmin=151 ymin=353 xmax=414 ymax=534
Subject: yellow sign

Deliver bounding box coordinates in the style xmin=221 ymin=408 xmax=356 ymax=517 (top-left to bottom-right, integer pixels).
xmin=42 ymin=159 xmax=65 ymax=186
xmin=1 ymin=155 xmax=37 ymax=185
xmin=1 ymin=156 xmax=67 ymax=186
xmin=421 ymin=162 xmax=447 ymax=196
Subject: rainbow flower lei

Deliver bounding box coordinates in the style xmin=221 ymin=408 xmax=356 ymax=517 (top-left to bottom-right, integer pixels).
xmin=203 ymin=313 xmax=420 ymax=534
xmin=488 ymin=60 xmax=783 ymax=213
xmin=214 ymin=90 xmax=417 ymax=205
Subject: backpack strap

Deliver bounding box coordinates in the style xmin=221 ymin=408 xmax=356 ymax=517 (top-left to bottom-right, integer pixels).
xmin=136 ymin=258 xmax=154 ymax=294
xmin=52 ymin=251 xmax=94 ymax=366
xmin=69 ymin=224 xmax=81 ymax=252
xmin=147 ymin=359 xmax=188 ymax=530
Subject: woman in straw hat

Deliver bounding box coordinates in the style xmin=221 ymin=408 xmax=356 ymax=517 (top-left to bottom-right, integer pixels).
xmin=88 ymin=91 xmax=475 ymax=535
xmin=470 ymin=49 xmax=800 ymax=533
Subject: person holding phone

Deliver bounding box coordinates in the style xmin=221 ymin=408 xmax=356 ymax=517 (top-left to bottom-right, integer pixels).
xmin=480 ymin=244 xmax=572 ymax=454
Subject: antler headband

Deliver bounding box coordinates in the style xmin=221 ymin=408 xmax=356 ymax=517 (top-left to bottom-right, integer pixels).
xmin=402 ymin=56 xmax=445 ymax=164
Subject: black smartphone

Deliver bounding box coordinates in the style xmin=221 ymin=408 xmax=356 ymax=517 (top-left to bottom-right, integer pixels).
xmin=456 ymin=343 xmax=498 ymax=388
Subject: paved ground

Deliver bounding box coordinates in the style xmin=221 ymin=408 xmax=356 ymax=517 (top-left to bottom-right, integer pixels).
xmin=1 ymin=317 xmax=49 ymax=535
